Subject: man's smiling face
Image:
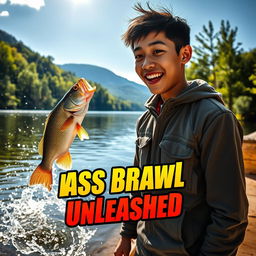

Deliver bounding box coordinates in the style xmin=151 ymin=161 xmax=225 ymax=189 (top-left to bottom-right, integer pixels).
xmin=133 ymin=31 xmax=190 ymax=100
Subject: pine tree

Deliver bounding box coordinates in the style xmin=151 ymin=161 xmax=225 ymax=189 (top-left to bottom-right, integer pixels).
xmin=216 ymin=20 xmax=243 ymax=111
xmin=188 ymin=21 xmax=218 ymax=86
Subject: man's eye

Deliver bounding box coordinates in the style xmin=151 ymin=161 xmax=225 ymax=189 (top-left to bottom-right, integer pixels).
xmin=135 ymin=54 xmax=143 ymax=60
xmin=153 ymin=49 xmax=164 ymax=55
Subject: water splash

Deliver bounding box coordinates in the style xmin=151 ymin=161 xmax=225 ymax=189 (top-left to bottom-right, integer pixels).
xmin=0 ymin=186 xmax=96 ymax=255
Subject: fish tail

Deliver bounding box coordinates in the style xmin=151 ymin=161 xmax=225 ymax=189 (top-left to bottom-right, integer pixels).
xmin=29 ymin=165 xmax=52 ymax=191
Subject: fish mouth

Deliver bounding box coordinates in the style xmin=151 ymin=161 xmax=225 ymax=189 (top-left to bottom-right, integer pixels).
xmin=78 ymin=78 xmax=96 ymax=93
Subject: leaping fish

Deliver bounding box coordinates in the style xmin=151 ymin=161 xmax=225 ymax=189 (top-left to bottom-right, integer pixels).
xmin=29 ymin=78 xmax=96 ymax=191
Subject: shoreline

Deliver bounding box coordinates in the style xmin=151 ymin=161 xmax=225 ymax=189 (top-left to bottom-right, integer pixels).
xmin=88 ymin=226 xmax=120 ymax=256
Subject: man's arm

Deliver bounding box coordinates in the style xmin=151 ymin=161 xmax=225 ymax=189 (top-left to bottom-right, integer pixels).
xmin=114 ymin=236 xmax=132 ymax=256
xmin=199 ymin=111 xmax=248 ymax=255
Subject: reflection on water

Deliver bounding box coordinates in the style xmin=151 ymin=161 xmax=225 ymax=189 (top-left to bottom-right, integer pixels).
xmin=0 ymin=110 xmax=142 ymax=255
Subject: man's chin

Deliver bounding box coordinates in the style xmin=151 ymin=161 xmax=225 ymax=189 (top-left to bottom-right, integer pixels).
xmin=147 ymin=86 xmax=161 ymax=95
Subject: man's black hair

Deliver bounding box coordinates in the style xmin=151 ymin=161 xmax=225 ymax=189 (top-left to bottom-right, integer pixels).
xmin=122 ymin=3 xmax=190 ymax=55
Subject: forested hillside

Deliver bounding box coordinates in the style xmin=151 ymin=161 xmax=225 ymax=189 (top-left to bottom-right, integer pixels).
xmin=0 ymin=30 xmax=143 ymax=111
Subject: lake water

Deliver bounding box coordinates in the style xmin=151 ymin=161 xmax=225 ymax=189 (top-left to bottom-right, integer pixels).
xmin=0 ymin=110 xmax=255 ymax=256
xmin=0 ymin=110 xmax=142 ymax=256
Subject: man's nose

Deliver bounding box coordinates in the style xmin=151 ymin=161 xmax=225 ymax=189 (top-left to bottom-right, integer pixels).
xmin=142 ymin=56 xmax=155 ymax=70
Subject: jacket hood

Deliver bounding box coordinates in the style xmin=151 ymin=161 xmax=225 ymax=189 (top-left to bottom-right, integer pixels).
xmin=145 ymin=79 xmax=225 ymax=111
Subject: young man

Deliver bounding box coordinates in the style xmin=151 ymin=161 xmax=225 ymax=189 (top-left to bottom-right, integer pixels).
xmin=114 ymin=4 xmax=248 ymax=256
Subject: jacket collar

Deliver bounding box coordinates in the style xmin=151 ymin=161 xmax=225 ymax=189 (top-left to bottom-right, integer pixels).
xmin=144 ymin=80 xmax=224 ymax=116
xmin=145 ymin=94 xmax=162 ymax=116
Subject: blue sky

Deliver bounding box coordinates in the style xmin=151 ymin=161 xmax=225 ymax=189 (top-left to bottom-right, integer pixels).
xmin=0 ymin=0 xmax=255 ymax=84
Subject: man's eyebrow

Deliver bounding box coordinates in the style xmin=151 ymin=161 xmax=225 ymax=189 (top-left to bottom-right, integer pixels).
xmin=133 ymin=46 xmax=141 ymax=53
xmin=148 ymin=40 xmax=166 ymax=47
xmin=133 ymin=40 xmax=167 ymax=52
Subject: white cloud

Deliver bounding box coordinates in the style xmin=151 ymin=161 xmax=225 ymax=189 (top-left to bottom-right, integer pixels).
xmin=0 ymin=10 xmax=9 ymax=16
xmin=9 ymin=0 xmax=45 ymax=10
xmin=0 ymin=0 xmax=7 ymax=4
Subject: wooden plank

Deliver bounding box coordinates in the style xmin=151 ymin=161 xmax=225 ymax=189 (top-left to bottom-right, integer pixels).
xmin=243 ymin=142 xmax=256 ymax=174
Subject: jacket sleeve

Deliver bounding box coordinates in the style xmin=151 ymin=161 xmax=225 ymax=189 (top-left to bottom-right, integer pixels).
xmin=199 ymin=111 xmax=248 ymax=256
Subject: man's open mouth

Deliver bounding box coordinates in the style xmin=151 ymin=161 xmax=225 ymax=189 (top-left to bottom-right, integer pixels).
xmin=145 ymin=72 xmax=164 ymax=84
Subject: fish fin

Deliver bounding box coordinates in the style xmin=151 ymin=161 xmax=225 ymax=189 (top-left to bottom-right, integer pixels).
xmin=56 ymin=151 xmax=72 ymax=170
xmin=76 ymin=123 xmax=89 ymax=141
xmin=60 ymin=116 xmax=74 ymax=131
xmin=29 ymin=165 xmax=52 ymax=191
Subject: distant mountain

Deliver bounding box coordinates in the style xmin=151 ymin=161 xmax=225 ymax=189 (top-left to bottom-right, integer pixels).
xmin=0 ymin=29 xmax=143 ymax=111
xmin=0 ymin=29 xmax=151 ymax=107
xmin=59 ymin=64 xmax=151 ymax=105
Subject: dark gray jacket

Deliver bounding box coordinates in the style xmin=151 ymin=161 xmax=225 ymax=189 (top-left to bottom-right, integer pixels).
xmin=120 ymin=80 xmax=248 ymax=256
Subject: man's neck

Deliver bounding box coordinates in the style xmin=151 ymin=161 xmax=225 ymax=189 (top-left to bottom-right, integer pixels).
xmin=161 ymin=79 xmax=189 ymax=102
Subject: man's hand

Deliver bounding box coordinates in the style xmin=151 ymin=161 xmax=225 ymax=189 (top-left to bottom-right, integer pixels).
xmin=114 ymin=236 xmax=132 ymax=256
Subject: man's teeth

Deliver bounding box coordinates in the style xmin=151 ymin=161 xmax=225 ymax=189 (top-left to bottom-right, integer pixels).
xmin=146 ymin=73 xmax=162 ymax=80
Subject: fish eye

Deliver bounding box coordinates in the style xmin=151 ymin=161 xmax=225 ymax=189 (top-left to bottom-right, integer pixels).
xmin=73 ymin=84 xmax=79 ymax=90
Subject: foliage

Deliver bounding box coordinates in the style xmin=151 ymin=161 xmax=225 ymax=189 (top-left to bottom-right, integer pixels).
xmin=216 ymin=20 xmax=244 ymax=111
xmin=0 ymin=76 xmax=20 ymax=108
xmin=249 ymin=63 xmax=256 ymax=88
xmin=233 ymin=96 xmax=253 ymax=116
xmin=0 ymin=32 xmax=142 ymax=111
xmin=186 ymin=20 xmax=256 ymax=119
xmin=188 ymin=21 xmax=219 ymax=86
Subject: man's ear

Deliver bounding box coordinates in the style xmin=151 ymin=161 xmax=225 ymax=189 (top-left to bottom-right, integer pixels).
xmin=180 ymin=45 xmax=192 ymax=64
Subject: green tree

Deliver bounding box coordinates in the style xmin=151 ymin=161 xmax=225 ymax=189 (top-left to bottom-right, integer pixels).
xmin=0 ymin=41 xmax=27 ymax=83
xmin=187 ymin=21 xmax=219 ymax=86
xmin=247 ymin=58 xmax=256 ymax=94
xmin=186 ymin=21 xmax=256 ymax=118
xmin=216 ymin=20 xmax=243 ymax=111
xmin=40 ymin=75 xmax=56 ymax=109
xmin=4 ymin=78 xmax=20 ymax=108
xmin=233 ymin=96 xmax=253 ymax=118
xmin=0 ymin=76 xmax=20 ymax=108
xmin=16 ymin=63 xmax=42 ymax=109
xmin=249 ymin=65 xmax=256 ymax=101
